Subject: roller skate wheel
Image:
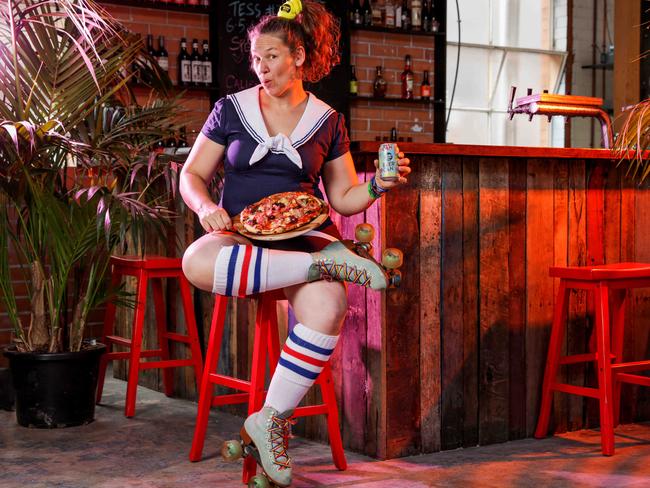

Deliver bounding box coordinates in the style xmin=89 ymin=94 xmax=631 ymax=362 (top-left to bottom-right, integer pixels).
xmin=382 ymin=248 xmax=403 ymax=269
xmin=248 ymin=474 xmax=271 ymax=488
xmin=221 ymin=440 xmax=243 ymax=462
xmin=389 ymin=270 xmax=402 ymax=288
xmin=355 ymin=223 xmax=375 ymax=243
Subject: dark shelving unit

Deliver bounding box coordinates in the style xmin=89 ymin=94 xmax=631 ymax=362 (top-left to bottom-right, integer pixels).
xmin=581 ymin=63 xmax=613 ymax=71
xmin=349 ymin=95 xmax=440 ymax=106
xmin=350 ymin=24 xmax=444 ymax=37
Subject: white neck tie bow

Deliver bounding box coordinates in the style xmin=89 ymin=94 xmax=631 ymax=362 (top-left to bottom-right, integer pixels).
xmin=249 ymin=133 xmax=303 ymax=169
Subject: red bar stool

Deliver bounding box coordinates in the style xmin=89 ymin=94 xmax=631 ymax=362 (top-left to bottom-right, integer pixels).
xmin=189 ymin=290 xmax=347 ymax=483
xmin=535 ymin=262 xmax=650 ymax=455
xmin=96 ymin=256 xmax=203 ymax=418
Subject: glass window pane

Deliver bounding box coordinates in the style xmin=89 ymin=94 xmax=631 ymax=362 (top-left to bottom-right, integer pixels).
xmin=491 ymin=112 xmax=551 ymax=147
xmin=446 ymin=110 xmax=489 ymax=145
xmin=491 ymin=52 xmax=563 ymax=110
xmin=446 ymin=46 xmax=490 ymax=109
xmin=447 ymin=0 xmax=489 ymax=45
xmin=492 ymin=0 xmax=551 ymax=50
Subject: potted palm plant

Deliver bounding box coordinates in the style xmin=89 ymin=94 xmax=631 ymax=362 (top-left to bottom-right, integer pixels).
xmin=0 ymin=0 xmax=185 ymax=427
xmin=613 ymin=100 xmax=650 ymax=181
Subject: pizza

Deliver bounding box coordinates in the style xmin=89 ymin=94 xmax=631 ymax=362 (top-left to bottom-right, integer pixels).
xmin=239 ymin=192 xmax=328 ymax=235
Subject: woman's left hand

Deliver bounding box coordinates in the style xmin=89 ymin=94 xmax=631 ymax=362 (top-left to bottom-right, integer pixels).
xmin=373 ymin=151 xmax=411 ymax=190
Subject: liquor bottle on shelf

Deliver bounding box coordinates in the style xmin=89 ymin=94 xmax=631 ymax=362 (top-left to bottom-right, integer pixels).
xmin=349 ymin=65 xmax=358 ymax=96
xmin=178 ymin=37 xmax=192 ymax=87
xmin=147 ymin=34 xmax=156 ymax=64
xmin=178 ymin=127 xmax=189 ymax=148
xmin=401 ymin=54 xmax=414 ymax=99
xmin=362 ymin=0 xmax=372 ymax=26
xmin=157 ymin=36 xmax=169 ymax=73
xmin=373 ymin=65 xmax=387 ymax=98
xmin=201 ymin=40 xmax=212 ymax=87
xmin=173 ymin=0 xmax=184 ymax=6
xmin=411 ymin=0 xmax=422 ymax=31
xmin=395 ymin=0 xmax=402 ymax=29
xmin=420 ymin=69 xmax=431 ymax=101
xmin=190 ymin=38 xmax=202 ymax=86
xmin=371 ymin=1 xmax=383 ymax=26
xmin=384 ymin=0 xmax=395 ymax=28
xmin=422 ymin=0 xmax=431 ymax=32
xmin=352 ymin=0 xmax=362 ymax=26
xmin=401 ymin=0 xmax=410 ymax=30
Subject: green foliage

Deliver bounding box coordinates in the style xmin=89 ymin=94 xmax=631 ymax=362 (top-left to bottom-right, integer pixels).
xmin=0 ymin=0 xmax=185 ymax=352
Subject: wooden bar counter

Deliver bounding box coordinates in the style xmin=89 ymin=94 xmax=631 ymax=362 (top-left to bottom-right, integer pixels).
xmin=325 ymin=141 xmax=650 ymax=459
xmin=148 ymin=141 xmax=650 ymax=461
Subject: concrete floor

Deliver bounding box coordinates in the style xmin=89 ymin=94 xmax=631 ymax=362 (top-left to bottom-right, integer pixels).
xmin=2 ymin=376 xmax=650 ymax=487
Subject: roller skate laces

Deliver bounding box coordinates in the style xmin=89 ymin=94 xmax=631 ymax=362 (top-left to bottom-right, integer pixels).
xmin=309 ymin=241 xmax=388 ymax=290
xmin=243 ymin=407 xmax=295 ymax=487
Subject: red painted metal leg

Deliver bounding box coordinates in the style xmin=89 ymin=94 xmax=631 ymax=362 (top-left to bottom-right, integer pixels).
xmin=319 ymin=364 xmax=347 ymax=470
xmin=535 ymin=281 xmax=569 ymax=439
xmin=243 ymin=297 xmax=272 ymax=484
xmin=125 ymin=269 xmax=148 ymax=418
xmin=267 ymin=299 xmax=281 ymax=377
xmin=96 ymin=269 xmax=121 ymax=404
xmin=610 ymin=289 xmax=626 ymax=428
xmin=595 ymin=283 xmax=615 ymax=456
xmin=190 ymin=295 xmax=228 ymax=462
xmin=179 ymin=275 xmax=203 ymax=388
xmin=152 ymin=277 xmax=174 ymax=397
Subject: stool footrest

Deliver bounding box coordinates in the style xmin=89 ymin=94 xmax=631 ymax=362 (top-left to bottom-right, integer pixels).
xmin=104 ymin=349 xmax=163 ymax=361
xmin=105 ymin=335 xmax=133 ymax=347
xmin=616 ymin=373 xmax=650 ymax=387
xmin=163 ymin=332 xmax=191 ymax=344
xmin=293 ymin=404 xmax=328 ymax=417
xmin=611 ymin=360 xmax=650 ymax=373
xmin=559 ymin=352 xmax=616 ymax=365
xmin=140 ymin=359 xmax=194 ymax=370
xmin=553 ymin=383 xmax=600 ymax=399
xmin=212 ymin=392 xmax=256 ymax=406
xmin=209 ymin=373 xmax=251 ymax=392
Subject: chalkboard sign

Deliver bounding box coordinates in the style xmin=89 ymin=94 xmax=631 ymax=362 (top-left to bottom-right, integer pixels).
xmin=210 ymin=0 xmax=350 ymax=121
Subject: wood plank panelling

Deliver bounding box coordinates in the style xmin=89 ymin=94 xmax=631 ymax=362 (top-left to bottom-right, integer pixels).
xmin=478 ymin=158 xmax=510 ymax=445
xmin=153 ymin=148 xmax=650 ymax=460
xmin=440 ymin=158 xmax=464 ymax=450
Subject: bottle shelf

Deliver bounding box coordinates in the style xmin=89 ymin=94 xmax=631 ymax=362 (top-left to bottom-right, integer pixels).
xmin=130 ymin=82 xmax=218 ymax=92
xmin=99 ymin=0 xmax=210 ymax=15
xmin=350 ymin=24 xmax=443 ymax=37
xmin=349 ymin=95 xmax=440 ymax=105
xmin=581 ymin=63 xmax=613 ymax=71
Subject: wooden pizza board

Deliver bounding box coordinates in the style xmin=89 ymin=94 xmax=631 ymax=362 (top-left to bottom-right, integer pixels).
xmin=232 ymin=207 xmax=329 ymax=241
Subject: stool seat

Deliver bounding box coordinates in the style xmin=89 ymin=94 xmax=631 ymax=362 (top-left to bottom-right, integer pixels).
xmin=109 ymin=255 xmax=182 ymax=270
xmin=97 ymin=255 xmax=203 ymax=418
xmin=190 ymin=292 xmax=346 ymax=483
xmin=549 ymin=262 xmax=650 ymax=280
xmin=536 ymin=262 xmax=650 ymax=456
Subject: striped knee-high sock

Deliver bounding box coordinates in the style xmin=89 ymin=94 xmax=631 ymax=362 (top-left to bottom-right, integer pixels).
xmin=212 ymin=244 xmax=313 ymax=297
xmin=264 ymin=323 xmax=339 ymax=413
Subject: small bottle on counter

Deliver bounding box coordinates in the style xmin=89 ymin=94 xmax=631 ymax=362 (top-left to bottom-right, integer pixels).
xmin=157 ymin=36 xmax=169 ymax=73
xmin=401 ymin=54 xmax=414 ymax=99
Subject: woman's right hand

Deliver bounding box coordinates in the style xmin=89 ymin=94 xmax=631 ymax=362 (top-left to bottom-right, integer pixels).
xmin=197 ymin=201 xmax=232 ymax=232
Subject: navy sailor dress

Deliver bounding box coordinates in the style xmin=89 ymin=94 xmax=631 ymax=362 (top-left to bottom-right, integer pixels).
xmin=200 ymin=85 xmax=350 ymax=252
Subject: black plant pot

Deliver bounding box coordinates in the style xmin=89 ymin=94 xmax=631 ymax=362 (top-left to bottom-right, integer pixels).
xmin=3 ymin=343 xmax=106 ymax=428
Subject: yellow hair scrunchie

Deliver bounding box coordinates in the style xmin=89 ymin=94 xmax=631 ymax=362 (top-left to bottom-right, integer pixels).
xmin=278 ymin=0 xmax=302 ymax=20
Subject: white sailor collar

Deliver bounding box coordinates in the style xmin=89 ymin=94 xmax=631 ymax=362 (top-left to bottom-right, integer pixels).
xmin=227 ymin=85 xmax=335 ymax=169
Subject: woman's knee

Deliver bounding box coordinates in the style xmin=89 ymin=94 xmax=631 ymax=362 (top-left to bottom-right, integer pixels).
xmin=181 ymin=234 xmax=231 ymax=291
xmin=289 ymin=282 xmax=347 ymax=334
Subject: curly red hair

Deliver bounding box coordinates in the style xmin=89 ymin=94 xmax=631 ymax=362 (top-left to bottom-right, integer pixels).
xmin=248 ymin=1 xmax=341 ymax=83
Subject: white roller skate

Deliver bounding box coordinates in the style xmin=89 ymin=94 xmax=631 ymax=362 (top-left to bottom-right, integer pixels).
xmin=221 ymin=406 xmax=295 ymax=487
xmin=307 ymin=223 xmax=403 ymax=290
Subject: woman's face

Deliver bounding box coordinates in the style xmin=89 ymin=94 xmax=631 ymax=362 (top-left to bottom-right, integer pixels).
xmin=251 ymin=33 xmax=304 ymax=96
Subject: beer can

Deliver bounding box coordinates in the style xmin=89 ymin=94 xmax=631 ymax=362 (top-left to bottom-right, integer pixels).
xmin=378 ymin=143 xmax=399 ymax=181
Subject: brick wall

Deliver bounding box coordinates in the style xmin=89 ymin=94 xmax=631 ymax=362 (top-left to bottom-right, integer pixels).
xmin=102 ymin=2 xmax=214 ymax=138
xmin=350 ymin=30 xmax=436 ymax=143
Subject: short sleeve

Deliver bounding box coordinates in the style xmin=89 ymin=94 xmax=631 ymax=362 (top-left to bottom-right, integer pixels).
xmin=325 ymin=113 xmax=350 ymax=162
xmin=200 ymin=97 xmax=228 ymax=145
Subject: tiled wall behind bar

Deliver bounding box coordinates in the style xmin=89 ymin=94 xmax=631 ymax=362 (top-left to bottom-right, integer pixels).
xmin=350 ymin=30 xmax=436 ymax=143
